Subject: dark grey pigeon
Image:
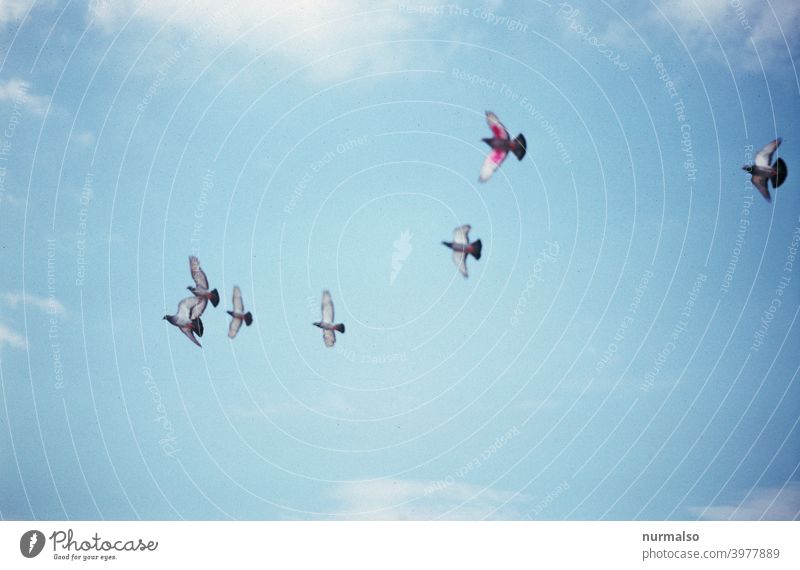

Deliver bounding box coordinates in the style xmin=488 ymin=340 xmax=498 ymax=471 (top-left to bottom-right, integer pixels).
xmin=743 ymin=138 xmax=788 ymax=202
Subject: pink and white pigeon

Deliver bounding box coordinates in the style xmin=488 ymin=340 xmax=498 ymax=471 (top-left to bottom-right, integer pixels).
xmin=313 ymin=290 xmax=345 ymax=347
xmin=442 ymin=224 xmax=482 ymax=278
xmin=226 ymin=286 xmax=253 ymax=339
xmin=479 ymin=111 xmax=526 ymax=182
xmin=743 ymin=138 xmax=788 ymax=202
xmin=187 ymin=255 xmax=219 ymax=310
xmin=163 ymin=296 xmax=205 ymax=347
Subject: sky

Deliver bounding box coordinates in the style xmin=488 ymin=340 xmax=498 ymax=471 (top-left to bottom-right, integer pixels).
xmin=0 ymin=0 xmax=798 ymax=521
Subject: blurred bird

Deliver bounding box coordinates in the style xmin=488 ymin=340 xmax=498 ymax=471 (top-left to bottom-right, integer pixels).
xmin=163 ymin=296 xmax=204 ymax=347
xmin=744 ymin=138 xmax=788 ymax=202
xmin=187 ymin=255 xmax=219 ymax=308
xmin=227 ymin=286 xmax=253 ymax=339
xmin=479 ymin=111 xmax=526 ymax=182
xmin=313 ymin=290 xmax=345 ymax=347
xmin=442 ymin=224 xmax=482 ymax=278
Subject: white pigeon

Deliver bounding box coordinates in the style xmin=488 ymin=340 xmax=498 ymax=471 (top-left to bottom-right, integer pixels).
xmin=163 ymin=296 xmax=205 ymax=347
xmin=187 ymin=255 xmax=219 ymax=310
xmin=441 ymin=224 xmax=482 ymax=278
xmin=227 ymin=286 xmax=253 ymax=339
xmin=743 ymin=138 xmax=788 ymax=202
xmin=313 ymin=290 xmax=345 ymax=347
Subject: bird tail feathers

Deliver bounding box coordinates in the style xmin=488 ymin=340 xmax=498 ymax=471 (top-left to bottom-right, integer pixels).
xmin=209 ymin=289 xmax=220 ymax=307
xmin=470 ymin=239 xmax=482 ymax=260
xmin=192 ymin=317 xmax=204 ymax=337
xmin=334 ymin=323 xmax=345 ymax=334
xmin=512 ymin=134 xmax=526 ymax=160
xmin=772 ymin=158 xmax=788 ymax=188
xmin=244 ymin=312 xmax=253 ymax=326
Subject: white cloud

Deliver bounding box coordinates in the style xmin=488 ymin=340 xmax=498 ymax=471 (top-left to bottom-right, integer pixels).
xmin=331 ymin=478 xmax=522 ymax=520
xmin=688 ymin=482 xmax=800 ymax=520
xmin=2 ymin=291 xmax=66 ymax=315
xmin=0 ymin=323 xmax=27 ymax=349
xmin=0 ymin=0 xmax=36 ymax=27
xmin=648 ymin=0 xmax=800 ymax=72
xmin=88 ymin=0 xmax=417 ymax=82
xmin=0 ymin=78 xmax=51 ymax=117
xmin=70 ymin=130 xmax=96 ymax=147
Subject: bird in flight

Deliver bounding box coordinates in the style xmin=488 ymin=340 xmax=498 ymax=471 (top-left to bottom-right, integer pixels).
xmin=479 ymin=111 xmax=526 ymax=182
xmin=744 ymin=138 xmax=788 ymax=202
xmin=442 ymin=224 xmax=482 ymax=278
xmin=313 ymin=290 xmax=345 ymax=347
xmin=187 ymin=255 xmax=219 ymax=310
xmin=163 ymin=296 xmax=205 ymax=347
xmin=227 ymin=286 xmax=253 ymax=339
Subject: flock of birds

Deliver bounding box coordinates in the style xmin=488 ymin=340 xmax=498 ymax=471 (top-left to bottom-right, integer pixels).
xmin=163 ymin=111 xmax=788 ymax=348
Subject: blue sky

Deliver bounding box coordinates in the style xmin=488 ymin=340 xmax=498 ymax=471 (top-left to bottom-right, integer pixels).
xmin=0 ymin=0 xmax=798 ymax=520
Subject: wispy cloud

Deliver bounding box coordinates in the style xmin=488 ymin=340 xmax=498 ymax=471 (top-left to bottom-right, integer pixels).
xmin=647 ymin=0 xmax=800 ymax=72
xmin=2 ymin=291 xmax=65 ymax=315
xmin=0 ymin=323 xmax=27 ymax=349
xmin=0 ymin=78 xmax=51 ymax=117
xmin=688 ymin=482 xmax=800 ymax=520
xmin=88 ymin=0 xmax=417 ymax=82
xmin=331 ymin=478 xmax=522 ymax=520
xmin=0 ymin=0 xmax=36 ymax=27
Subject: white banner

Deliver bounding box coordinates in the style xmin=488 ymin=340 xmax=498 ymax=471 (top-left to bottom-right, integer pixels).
xmin=1 ymin=521 xmax=798 ymax=569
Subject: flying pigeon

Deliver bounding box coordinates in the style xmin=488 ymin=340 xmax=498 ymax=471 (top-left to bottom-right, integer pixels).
xmin=442 ymin=224 xmax=482 ymax=278
xmin=227 ymin=286 xmax=253 ymax=339
xmin=163 ymin=296 xmax=205 ymax=347
xmin=187 ymin=255 xmax=219 ymax=309
xmin=313 ymin=290 xmax=345 ymax=347
xmin=479 ymin=111 xmax=526 ymax=182
xmin=744 ymin=138 xmax=788 ymax=202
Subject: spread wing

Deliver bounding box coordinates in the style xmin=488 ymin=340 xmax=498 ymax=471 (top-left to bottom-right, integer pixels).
xmin=228 ymin=316 xmax=243 ymax=338
xmin=190 ymin=297 xmax=207 ymax=320
xmin=485 ymin=111 xmax=510 ymax=140
xmin=755 ymin=138 xmax=781 ymax=167
xmin=232 ymin=286 xmax=244 ymax=313
xmin=452 ymin=250 xmax=468 ymax=278
xmin=323 ymin=329 xmax=336 ymax=347
xmin=177 ymin=296 xmax=202 ymax=321
xmin=751 ymin=175 xmax=771 ymax=201
xmin=453 ymin=224 xmax=471 ymax=245
xmin=321 ymin=290 xmax=334 ymax=323
xmin=181 ymin=327 xmax=202 ymax=347
xmin=189 ymin=256 xmax=209 ymax=289
xmin=479 ymin=148 xmax=508 ymax=182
